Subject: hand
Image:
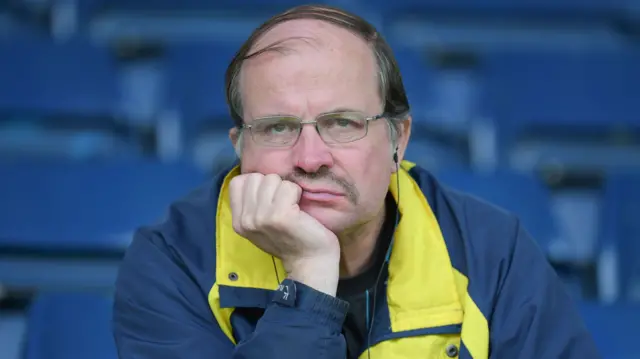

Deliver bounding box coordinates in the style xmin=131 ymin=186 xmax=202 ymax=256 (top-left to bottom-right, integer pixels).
xmin=229 ymin=173 xmax=340 ymax=295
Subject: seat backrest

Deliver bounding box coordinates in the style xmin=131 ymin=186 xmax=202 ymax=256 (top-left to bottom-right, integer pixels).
xmin=0 ymin=160 xmax=207 ymax=251
xmin=24 ymin=292 xmax=117 ymax=359
xmin=482 ymin=50 xmax=640 ymax=136
xmin=0 ymin=39 xmax=117 ymax=117
xmin=88 ymin=0 xmax=331 ymax=12
xmin=165 ymin=43 xmax=238 ymax=135
xmin=579 ymin=302 xmax=640 ymax=359
xmin=368 ymin=0 xmax=622 ymax=16
xmin=435 ymin=169 xmax=559 ymax=252
xmin=601 ymin=172 xmax=640 ymax=301
xmin=404 ymin=139 xmax=468 ymax=171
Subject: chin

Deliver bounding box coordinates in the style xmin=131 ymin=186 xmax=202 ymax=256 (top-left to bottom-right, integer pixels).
xmin=299 ymin=204 xmax=352 ymax=234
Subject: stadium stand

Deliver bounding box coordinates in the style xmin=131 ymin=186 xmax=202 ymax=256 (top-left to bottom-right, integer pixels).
xmin=0 ymin=0 xmax=639 ymax=357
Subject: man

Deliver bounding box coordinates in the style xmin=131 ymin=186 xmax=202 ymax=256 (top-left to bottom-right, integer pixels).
xmin=113 ymin=5 xmax=599 ymax=359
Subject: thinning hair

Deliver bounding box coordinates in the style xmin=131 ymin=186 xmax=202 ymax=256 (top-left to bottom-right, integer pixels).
xmin=224 ymin=4 xmax=411 ymax=136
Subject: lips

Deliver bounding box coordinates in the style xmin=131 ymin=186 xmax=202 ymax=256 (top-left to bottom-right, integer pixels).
xmin=297 ymin=184 xmax=345 ymax=202
xmin=299 ymin=186 xmax=344 ymax=196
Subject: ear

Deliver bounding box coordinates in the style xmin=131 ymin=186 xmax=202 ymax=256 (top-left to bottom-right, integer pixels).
xmin=229 ymin=127 xmax=239 ymax=147
xmin=229 ymin=127 xmax=243 ymax=158
xmin=390 ymin=115 xmax=412 ymax=173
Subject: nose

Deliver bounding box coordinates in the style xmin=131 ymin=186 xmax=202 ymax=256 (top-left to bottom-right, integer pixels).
xmin=291 ymin=124 xmax=334 ymax=173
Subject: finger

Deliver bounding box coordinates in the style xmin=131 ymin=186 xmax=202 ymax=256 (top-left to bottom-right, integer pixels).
xmin=228 ymin=175 xmax=247 ymax=232
xmin=258 ymin=174 xmax=282 ymax=205
xmin=273 ymin=180 xmax=302 ymax=208
xmin=241 ymin=173 xmax=263 ymax=219
xmin=229 ymin=175 xmax=247 ymax=218
xmin=254 ymin=174 xmax=283 ymax=222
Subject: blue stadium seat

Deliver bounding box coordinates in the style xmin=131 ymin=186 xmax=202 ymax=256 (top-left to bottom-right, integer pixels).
xmin=86 ymin=0 xmax=334 ymax=15
xmin=0 ymin=160 xmax=206 ymax=252
xmin=369 ymin=0 xmax=623 ymax=17
xmin=393 ymin=48 xmax=434 ymax=119
xmin=24 ymin=292 xmax=116 ymax=359
xmin=0 ymin=39 xmax=145 ymax=160
xmin=0 ymin=39 xmax=117 ymax=117
xmin=165 ymin=43 xmax=237 ymax=135
xmin=579 ymin=301 xmax=640 ymax=359
xmin=405 ymin=139 xmax=468 ymax=171
xmin=481 ymin=50 xmax=640 ymax=171
xmin=600 ymin=172 xmax=640 ymax=302
xmin=191 ymin=130 xmax=237 ymax=173
xmin=482 ymin=50 xmax=640 ymax=135
xmin=0 ymin=312 xmax=26 ymax=359
xmin=435 ymin=170 xmax=560 ymax=256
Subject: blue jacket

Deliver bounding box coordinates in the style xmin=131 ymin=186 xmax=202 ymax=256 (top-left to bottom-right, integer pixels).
xmin=112 ymin=161 xmax=599 ymax=358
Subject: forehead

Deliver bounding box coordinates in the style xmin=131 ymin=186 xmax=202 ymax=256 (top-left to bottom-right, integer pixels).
xmin=239 ymin=19 xmax=381 ymax=120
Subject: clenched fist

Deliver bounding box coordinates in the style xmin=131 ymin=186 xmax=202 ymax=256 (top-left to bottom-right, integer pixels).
xmin=229 ymin=173 xmax=341 ymax=295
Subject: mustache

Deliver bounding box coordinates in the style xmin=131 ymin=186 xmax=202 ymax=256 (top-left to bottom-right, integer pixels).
xmin=283 ymin=167 xmax=359 ymax=205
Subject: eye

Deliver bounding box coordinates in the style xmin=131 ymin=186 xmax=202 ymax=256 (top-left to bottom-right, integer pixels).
xmin=257 ymin=119 xmax=299 ymax=135
xmin=269 ymin=123 xmax=288 ymax=133
xmin=324 ymin=116 xmax=360 ymax=129
xmin=335 ymin=118 xmax=352 ymax=127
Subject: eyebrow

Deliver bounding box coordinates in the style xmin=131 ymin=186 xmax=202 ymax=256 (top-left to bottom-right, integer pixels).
xmin=254 ymin=107 xmax=365 ymax=120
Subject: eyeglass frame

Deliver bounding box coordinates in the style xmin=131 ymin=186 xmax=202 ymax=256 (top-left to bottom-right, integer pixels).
xmin=237 ymin=111 xmax=387 ymax=147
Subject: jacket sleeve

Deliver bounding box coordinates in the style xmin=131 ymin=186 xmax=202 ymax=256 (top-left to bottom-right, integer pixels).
xmin=488 ymin=220 xmax=601 ymax=359
xmin=113 ymin=230 xmax=349 ymax=359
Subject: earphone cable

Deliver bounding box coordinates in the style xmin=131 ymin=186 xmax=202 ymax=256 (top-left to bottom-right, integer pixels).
xmin=367 ymin=159 xmax=401 ymax=359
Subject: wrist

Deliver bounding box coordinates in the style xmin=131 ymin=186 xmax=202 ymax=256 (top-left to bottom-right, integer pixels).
xmin=286 ymin=253 xmax=340 ymax=297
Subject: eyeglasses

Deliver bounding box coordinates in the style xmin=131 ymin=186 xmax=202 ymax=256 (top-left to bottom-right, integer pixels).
xmin=240 ymin=111 xmax=384 ymax=147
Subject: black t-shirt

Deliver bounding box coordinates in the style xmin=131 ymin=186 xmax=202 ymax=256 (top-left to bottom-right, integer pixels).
xmin=337 ymin=194 xmax=397 ymax=359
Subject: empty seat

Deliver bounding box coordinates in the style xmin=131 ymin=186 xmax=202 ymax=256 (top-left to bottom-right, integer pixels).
xmin=0 ymin=160 xmax=206 ymax=252
xmin=191 ymin=130 xmax=237 ymax=174
xmin=0 ymin=39 xmax=117 ymax=117
xmin=579 ymin=301 xmax=640 ymax=358
xmin=482 ymin=50 xmax=640 ymax=172
xmin=0 ymin=312 xmax=27 ymax=359
xmin=87 ymin=0 xmax=335 ymax=15
xmin=482 ymin=50 xmax=640 ymax=135
xmin=405 ymin=138 xmax=468 ymax=171
xmin=369 ymin=0 xmax=623 ymax=17
xmin=165 ymin=43 xmax=238 ymax=135
xmin=24 ymin=292 xmax=116 ymax=359
xmin=435 ymin=169 xmax=560 ymax=255
xmin=393 ymin=48 xmax=435 ymax=119
xmin=600 ymin=172 xmax=640 ymax=302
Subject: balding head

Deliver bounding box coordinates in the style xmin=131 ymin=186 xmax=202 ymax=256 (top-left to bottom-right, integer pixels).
xmin=225 ymin=5 xmax=410 ymax=129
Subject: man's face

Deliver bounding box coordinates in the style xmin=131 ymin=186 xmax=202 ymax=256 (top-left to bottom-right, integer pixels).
xmin=231 ymin=20 xmax=404 ymax=234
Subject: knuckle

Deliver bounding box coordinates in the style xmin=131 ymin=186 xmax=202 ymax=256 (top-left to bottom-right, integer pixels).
xmin=239 ymin=215 xmax=256 ymax=232
xmin=269 ymin=212 xmax=288 ymax=229
xmin=253 ymin=212 xmax=267 ymax=228
xmin=248 ymin=173 xmax=264 ymax=182
xmin=232 ymin=219 xmax=243 ymax=234
xmin=229 ymin=176 xmax=242 ymax=191
xmin=265 ymin=173 xmax=282 ymax=183
xmin=283 ymin=181 xmax=301 ymax=195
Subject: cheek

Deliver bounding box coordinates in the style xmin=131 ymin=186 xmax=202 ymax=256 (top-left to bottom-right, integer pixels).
xmin=240 ymin=145 xmax=291 ymax=174
xmin=342 ymin=141 xmax=392 ymax=197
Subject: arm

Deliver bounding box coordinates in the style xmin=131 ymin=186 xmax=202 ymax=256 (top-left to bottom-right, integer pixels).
xmin=113 ymin=230 xmax=348 ymax=359
xmin=488 ymin=221 xmax=601 ymax=359
xmin=235 ymin=279 xmax=349 ymax=358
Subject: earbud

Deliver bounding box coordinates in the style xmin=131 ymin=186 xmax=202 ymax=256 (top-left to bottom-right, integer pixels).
xmin=393 ymin=147 xmax=399 ymax=164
